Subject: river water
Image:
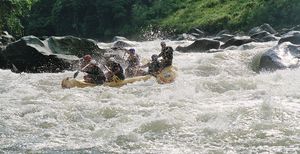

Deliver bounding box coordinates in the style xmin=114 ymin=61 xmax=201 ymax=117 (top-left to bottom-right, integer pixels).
xmin=0 ymin=40 xmax=299 ymax=153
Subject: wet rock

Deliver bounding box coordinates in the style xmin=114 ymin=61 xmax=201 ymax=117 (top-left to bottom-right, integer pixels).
xmin=258 ymin=42 xmax=300 ymax=71
xmin=260 ymin=23 xmax=277 ymax=34
xmin=249 ymin=27 xmax=262 ymax=36
xmin=216 ymin=29 xmax=230 ymax=37
xmin=249 ymin=23 xmax=277 ymax=36
xmin=238 ymin=43 xmax=257 ymax=50
xmin=213 ymin=34 xmax=234 ymax=43
xmin=113 ymin=40 xmax=134 ymax=48
xmin=176 ymin=39 xmax=220 ymax=52
xmin=188 ymin=28 xmax=205 ymax=38
xmin=278 ymin=26 xmax=300 ymax=35
xmin=278 ymin=31 xmax=300 ymax=45
xmin=250 ymin=31 xmax=278 ymax=42
xmin=0 ymin=31 xmax=15 ymax=45
xmin=279 ymin=28 xmax=292 ymax=36
xmin=47 ymin=36 xmax=103 ymax=57
xmin=1 ymin=35 xmax=104 ymax=73
xmin=220 ymin=37 xmax=253 ymax=49
xmin=112 ymin=36 xmax=128 ymax=42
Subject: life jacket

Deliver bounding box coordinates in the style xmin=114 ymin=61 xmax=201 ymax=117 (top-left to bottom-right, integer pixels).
xmin=85 ymin=65 xmax=106 ymax=84
xmin=110 ymin=62 xmax=125 ymax=80
xmin=148 ymin=60 xmax=161 ymax=75
xmin=161 ymin=46 xmax=173 ymax=67
xmin=127 ymin=54 xmax=140 ymax=67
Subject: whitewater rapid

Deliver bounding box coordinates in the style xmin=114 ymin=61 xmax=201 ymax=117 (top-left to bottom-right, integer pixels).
xmin=0 ymin=40 xmax=299 ymax=153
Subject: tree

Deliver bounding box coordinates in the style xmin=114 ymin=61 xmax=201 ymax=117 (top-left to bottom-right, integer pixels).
xmin=0 ymin=0 xmax=36 ymax=37
xmin=25 ymin=0 xmax=56 ymax=36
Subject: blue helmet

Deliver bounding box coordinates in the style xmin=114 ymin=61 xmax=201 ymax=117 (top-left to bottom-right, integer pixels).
xmin=160 ymin=41 xmax=166 ymax=46
xmin=151 ymin=54 xmax=158 ymax=60
xmin=128 ymin=48 xmax=135 ymax=54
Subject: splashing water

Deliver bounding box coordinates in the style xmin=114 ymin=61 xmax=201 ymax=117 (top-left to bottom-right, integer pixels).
xmin=0 ymin=40 xmax=299 ymax=153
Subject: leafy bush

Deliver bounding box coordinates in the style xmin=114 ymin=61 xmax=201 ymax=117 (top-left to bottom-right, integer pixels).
xmin=0 ymin=0 xmax=36 ymax=37
xmin=2 ymin=0 xmax=300 ymax=39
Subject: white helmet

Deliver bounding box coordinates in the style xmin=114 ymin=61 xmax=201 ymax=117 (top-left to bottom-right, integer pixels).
xmin=90 ymin=60 xmax=97 ymax=65
xmin=108 ymin=57 xmax=116 ymax=62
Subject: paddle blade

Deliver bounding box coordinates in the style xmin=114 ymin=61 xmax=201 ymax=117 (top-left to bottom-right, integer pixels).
xmin=112 ymin=75 xmax=121 ymax=82
xmin=73 ymin=71 xmax=79 ymax=78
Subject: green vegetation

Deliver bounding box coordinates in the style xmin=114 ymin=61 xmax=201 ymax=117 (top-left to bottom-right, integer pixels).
xmin=161 ymin=0 xmax=300 ymax=34
xmin=0 ymin=0 xmax=36 ymax=37
xmin=25 ymin=0 xmax=138 ymax=39
xmin=1 ymin=0 xmax=300 ymax=39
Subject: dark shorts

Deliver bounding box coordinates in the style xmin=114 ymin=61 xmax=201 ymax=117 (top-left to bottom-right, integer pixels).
xmin=162 ymin=60 xmax=172 ymax=68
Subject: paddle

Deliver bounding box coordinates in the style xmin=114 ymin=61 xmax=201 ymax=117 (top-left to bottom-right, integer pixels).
xmin=133 ymin=66 xmax=140 ymax=76
xmin=73 ymin=63 xmax=90 ymax=78
xmin=103 ymin=64 xmax=111 ymax=72
xmin=122 ymin=49 xmax=128 ymax=59
xmin=101 ymin=63 xmax=121 ymax=82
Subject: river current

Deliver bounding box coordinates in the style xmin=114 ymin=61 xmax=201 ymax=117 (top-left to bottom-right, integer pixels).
xmin=0 ymin=40 xmax=299 ymax=153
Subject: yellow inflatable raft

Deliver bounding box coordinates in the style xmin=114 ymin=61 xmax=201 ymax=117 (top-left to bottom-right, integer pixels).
xmin=156 ymin=66 xmax=177 ymax=84
xmin=61 ymin=75 xmax=151 ymax=88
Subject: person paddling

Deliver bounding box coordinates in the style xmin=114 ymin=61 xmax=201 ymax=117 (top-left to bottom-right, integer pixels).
xmin=141 ymin=54 xmax=161 ymax=77
xmin=158 ymin=41 xmax=174 ymax=69
xmin=105 ymin=57 xmax=125 ymax=82
xmin=81 ymin=54 xmax=92 ymax=69
xmin=81 ymin=55 xmax=106 ymax=85
xmin=125 ymin=48 xmax=142 ymax=77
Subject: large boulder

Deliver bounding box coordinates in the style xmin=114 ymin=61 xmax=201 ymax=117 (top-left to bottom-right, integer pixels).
xmin=3 ymin=36 xmax=77 ymax=72
xmin=220 ymin=36 xmax=253 ymax=49
xmin=258 ymin=42 xmax=300 ymax=71
xmin=278 ymin=31 xmax=300 ymax=45
xmin=47 ymin=36 xmax=104 ymax=57
xmin=249 ymin=27 xmax=262 ymax=36
xmin=260 ymin=23 xmax=277 ymax=34
xmin=1 ymin=35 xmax=104 ymax=73
xmin=213 ymin=34 xmax=234 ymax=43
xmin=250 ymin=31 xmax=278 ymax=42
xmin=176 ymin=39 xmax=220 ymax=52
xmin=249 ymin=23 xmax=277 ymax=36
